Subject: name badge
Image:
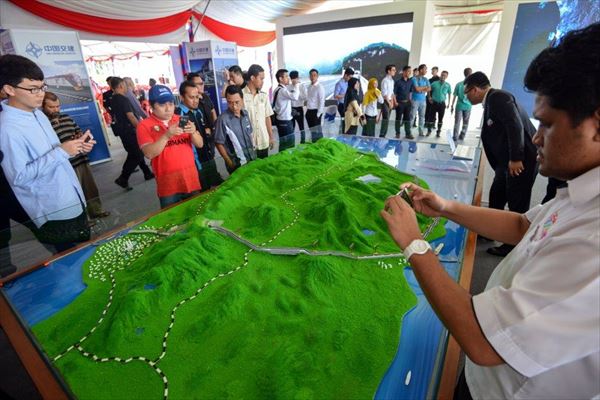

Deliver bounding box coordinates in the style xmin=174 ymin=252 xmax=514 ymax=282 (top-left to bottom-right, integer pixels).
xmin=487 ymin=118 xmax=493 ymax=126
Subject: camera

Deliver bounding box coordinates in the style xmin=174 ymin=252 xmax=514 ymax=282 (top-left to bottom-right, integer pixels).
xmin=179 ymin=115 xmax=190 ymax=129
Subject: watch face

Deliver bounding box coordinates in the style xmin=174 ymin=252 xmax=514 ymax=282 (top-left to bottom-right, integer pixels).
xmin=414 ymin=240 xmax=430 ymax=253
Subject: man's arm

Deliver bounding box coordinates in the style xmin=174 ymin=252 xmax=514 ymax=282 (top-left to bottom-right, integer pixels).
xmin=139 ymin=125 xmax=176 ymax=160
xmin=278 ymin=85 xmax=300 ymax=101
xmin=126 ymin=111 xmax=139 ymax=128
xmin=491 ymin=93 xmax=527 ymax=176
xmin=318 ymin=84 xmax=325 ymax=116
xmin=334 ymin=81 xmax=344 ymax=101
xmin=215 ymin=143 xmax=234 ymax=169
xmin=380 ymin=189 xmax=529 ymax=366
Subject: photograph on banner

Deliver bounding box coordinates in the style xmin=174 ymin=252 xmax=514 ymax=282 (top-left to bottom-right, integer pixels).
xmin=5 ymin=29 xmax=110 ymax=162
xmin=283 ymin=14 xmax=413 ymax=100
xmin=501 ymin=1 xmax=599 ymax=116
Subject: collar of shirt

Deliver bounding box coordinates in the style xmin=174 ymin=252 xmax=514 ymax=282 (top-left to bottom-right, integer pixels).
xmin=566 ymin=165 xmax=600 ymax=207
xmin=149 ymin=113 xmax=176 ymax=129
xmin=482 ymin=87 xmax=492 ymax=106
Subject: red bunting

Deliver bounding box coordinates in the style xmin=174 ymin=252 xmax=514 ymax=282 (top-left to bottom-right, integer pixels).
xmin=8 ymin=0 xmax=276 ymax=46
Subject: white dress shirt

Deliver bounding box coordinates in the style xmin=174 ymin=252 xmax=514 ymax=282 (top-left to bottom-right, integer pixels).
xmin=242 ymin=86 xmax=273 ymax=151
xmin=290 ymin=82 xmax=306 ymax=108
xmin=381 ymin=75 xmax=395 ymax=101
xmin=306 ymin=82 xmax=325 ymax=116
xmin=274 ymin=83 xmax=299 ymax=121
xmin=466 ymin=166 xmax=600 ymax=399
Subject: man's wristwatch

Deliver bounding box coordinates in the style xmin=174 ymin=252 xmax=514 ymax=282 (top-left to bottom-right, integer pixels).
xmin=403 ymin=239 xmax=432 ymax=262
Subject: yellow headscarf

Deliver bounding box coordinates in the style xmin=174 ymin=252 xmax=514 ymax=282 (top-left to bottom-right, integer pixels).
xmin=363 ymin=77 xmax=381 ymax=106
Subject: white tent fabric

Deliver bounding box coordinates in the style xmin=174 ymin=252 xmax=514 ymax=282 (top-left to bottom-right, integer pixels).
xmin=37 ymin=0 xmax=200 ymax=20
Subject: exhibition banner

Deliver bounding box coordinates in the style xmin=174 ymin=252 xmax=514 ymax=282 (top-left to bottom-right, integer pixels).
xmin=183 ymin=40 xmax=238 ymax=115
xmin=4 ymin=29 xmax=111 ymax=163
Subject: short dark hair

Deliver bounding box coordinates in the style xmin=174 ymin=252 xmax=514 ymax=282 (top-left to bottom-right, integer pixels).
xmin=225 ymin=84 xmax=242 ymax=98
xmin=105 ymin=76 xmax=113 ymax=83
xmin=463 ymin=68 xmax=472 ymax=78
xmin=344 ymin=67 xmax=354 ymax=76
xmin=228 ymin=65 xmax=243 ymax=76
xmin=275 ymin=69 xmax=288 ymax=83
xmin=463 ymin=71 xmax=490 ymax=89
xmin=309 ymin=68 xmax=319 ymax=75
xmin=110 ymin=77 xmax=124 ymax=90
xmin=418 ymin=64 xmax=427 ymax=71
xmin=42 ymin=91 xmax=59 ymax=108
xmin=186 ymin=72 xmax=202 ymax=81
xmin=247 ymin=64 xmax=264 ymax=78
xmin=524 ymin=22 xmax=600 ymax=126
xmin=289 ymin=70 xmax=299 ymax=79
xmin=179 ymin=80 xmax=197 ymax=96
xmin=432 ymin=66 xmax=439 ymax=72
xmin=402 ymin=65 xmax=411 ymax=72
xmin=442 ymin=70 xmax=449 ymax=75
xmin=0 ymin=54 xmax=44 ymax=88
xmin=385 ymin=64 xmax=396 ymax=73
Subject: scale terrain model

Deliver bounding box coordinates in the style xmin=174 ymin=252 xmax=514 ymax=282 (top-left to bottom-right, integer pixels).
xmin=31 ymin=139 xmax=446 ymax=399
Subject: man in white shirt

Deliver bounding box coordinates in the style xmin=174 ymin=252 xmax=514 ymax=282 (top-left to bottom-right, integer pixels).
xmin=289 ymin=70 xmax=307 ymax=143
xmin=272 ymin=68 xmax=299 ymax=151
xmin=242 ymin=64 xmax=274 ymax=159
xmin=305 ymin=68 xmax=325 ymax=138
xmin=380 ymin=64 xmax=396 ymax=138
xmin=381 ymin=22 xmax=599 ymax=399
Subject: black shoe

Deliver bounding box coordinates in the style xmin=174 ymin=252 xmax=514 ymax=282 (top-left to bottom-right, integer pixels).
xmin=436 ymin=132 xmax=441 ymax=138
xmin=115 ymin=177 xmax=133 ymax=191
xmin=405 ymin=134 xmax=415 ymax=140
xmin=426 ymin=130 xmax=432 ymax=137
xmin=144 ymin=172 xmax=155 ymax=181
xmin=486 ymin=244 xmax=514 ymax=257
xmin=459 ymin=134 xmax=465 ymax=140
xmin=132 ymin=168 xmax=140 ymax=173
xmin=0 ymin=264 xmax=17 ymax=278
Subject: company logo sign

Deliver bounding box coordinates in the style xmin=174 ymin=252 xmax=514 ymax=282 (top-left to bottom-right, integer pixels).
xmin=214 ymin=44 xmax=235 ymax=57
xmin=188 ymin=45 xmax=210 ymax=58
xmin=25 ymin=41 xmax=43 ymax=58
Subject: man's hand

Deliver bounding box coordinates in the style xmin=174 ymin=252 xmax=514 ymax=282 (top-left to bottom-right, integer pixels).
xmin=182 ymin=121 xmax=195 ymax=134
xmin=269 ymin=137 xmax=275 ymax=150
xmin=165 ymin=124 xmax=183 ymax=139
xmin=380 ymin=195 xmax=423 ymax=250
xmin=399 ymin=183 xmax=447 ymax=218
xmin=60 ymin=132 xmax=96 ymax=156
xmin=225 ymin=158 xmax=235 ymax=169
xmin=450 ymin=106 xmax=455 ymax=115
xmin=205 ymin=128 xmax=212 ymax=136
xmin=508 ymin=160 xmax=524 ymax=177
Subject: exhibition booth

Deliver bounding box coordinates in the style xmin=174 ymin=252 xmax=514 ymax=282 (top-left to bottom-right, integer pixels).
xmin=0 ymin=1 xmax=596 ymax=399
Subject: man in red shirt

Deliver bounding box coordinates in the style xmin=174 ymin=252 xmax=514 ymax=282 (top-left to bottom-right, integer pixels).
xmin=137 ymin=85 xmax=204 ymax=208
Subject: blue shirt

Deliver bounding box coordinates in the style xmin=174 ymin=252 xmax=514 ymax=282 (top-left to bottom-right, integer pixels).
xmin=410 ymin=76 xmax=430 ymax=102
xmin=334 ymin=79 xmax=348 ymax=105
xmin=0 ymin=100 xmax=84 ymax=227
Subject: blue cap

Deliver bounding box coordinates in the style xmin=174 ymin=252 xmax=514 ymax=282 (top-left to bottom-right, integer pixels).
xmin=149 ymin=85 xmax=175 ymax=104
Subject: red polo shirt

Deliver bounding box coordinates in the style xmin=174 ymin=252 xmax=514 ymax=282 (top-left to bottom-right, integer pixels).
xmin=137 ymin=114 xmax=200 ymax=197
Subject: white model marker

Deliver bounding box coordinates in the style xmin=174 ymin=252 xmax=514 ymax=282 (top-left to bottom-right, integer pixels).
xmin=405 ymin=370 xmax=412 ymax=386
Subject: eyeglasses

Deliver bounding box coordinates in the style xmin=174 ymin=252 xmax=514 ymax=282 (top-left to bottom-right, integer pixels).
xmin=197 ymin=82 xmax=205 ymax=86
xmin=14 ymin=84 xmax=48 ymax=94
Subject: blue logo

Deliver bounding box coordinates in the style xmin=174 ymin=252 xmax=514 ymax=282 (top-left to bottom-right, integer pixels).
xmin=25 ymin=41 xmax=43 ymax=59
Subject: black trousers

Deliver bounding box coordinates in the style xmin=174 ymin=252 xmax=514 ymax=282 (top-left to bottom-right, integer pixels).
xmin=305 ymin=109 xmax=321 ymax=127
xmin=394 ymin=101 xmax=412 ymax=137
xmin=256 ymin=148 xmax=269 ymax=159
xmin=0 ymin=193 xmax=33 ymax=273
xmin=119 ymin=133 xmax=151 ymax=181
xmin=362 ymin=115 xmax=377 ymax=136
xmin=337 ymin=103 xmax=345 ymax=133
xmin=380 ymin=101 xmax=390 ymax=137
xmin=426 ymin=101 xmax=446 ymax=133
xmin=198 ymin=158 xmax=224 ymax=191
xmin=276 ymin=119 xmax=295 ymax=151
xmin=292 ymin=106 xmax=305 ymax=143
xmin=489 ymin=162 xmax=538 ymax=214
xmin=454 ymin=370 xmax=473 ymax=400
xmin=346 ymin=125 xmax=358 ymax=135
xmin=305 ymin=109 xmax=323 ymax=142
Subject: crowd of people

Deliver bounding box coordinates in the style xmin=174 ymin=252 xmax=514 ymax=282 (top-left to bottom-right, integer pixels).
xmin=332 ymin=64 xmax=473 ymax=141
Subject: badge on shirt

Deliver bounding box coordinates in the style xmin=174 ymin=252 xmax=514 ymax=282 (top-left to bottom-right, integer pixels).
xmin=529 ymin=211 xmax=559 ymax=242
xmin=487 ymin=118 xmax=493 ymax=126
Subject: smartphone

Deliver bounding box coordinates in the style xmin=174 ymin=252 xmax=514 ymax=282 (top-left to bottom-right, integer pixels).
xmin=399 ymin=188 xmax=414 ymax=208
xmin=179 ymin=115 xmax=190 ymax=129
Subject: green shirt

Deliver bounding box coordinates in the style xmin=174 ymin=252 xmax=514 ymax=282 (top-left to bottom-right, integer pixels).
xmin=430 ymin=80 xmax=451 ymax=103
xmin=453 ymin=81 xmax=472 ymax=111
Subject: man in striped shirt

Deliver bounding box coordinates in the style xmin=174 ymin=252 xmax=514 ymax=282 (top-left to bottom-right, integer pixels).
xmin=42 ymin=92 xmax=110 ymax=219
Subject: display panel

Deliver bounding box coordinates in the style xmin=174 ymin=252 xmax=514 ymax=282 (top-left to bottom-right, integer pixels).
xmin=283 ymin=14 xmax=413 ymax=99
xmin=501 ymin=1 xmax=599 ymax=116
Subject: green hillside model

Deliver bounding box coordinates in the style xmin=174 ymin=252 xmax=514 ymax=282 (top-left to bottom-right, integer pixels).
xmin=32 ymin=139 xmax=446 ymax=399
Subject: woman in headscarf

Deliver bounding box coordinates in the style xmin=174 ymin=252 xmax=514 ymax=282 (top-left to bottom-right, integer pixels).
xmin=361 ymin=77 xmax=383 ymax=136
xmin=344 ymin=77 xmax=364 ymax=135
